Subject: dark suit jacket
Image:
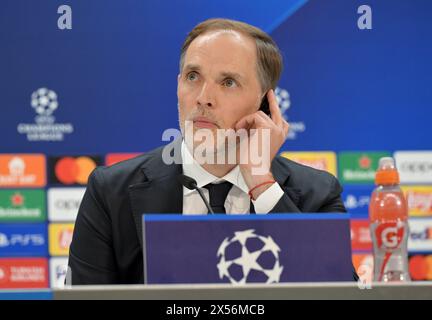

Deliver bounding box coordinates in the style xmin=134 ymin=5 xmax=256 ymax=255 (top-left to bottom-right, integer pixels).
xmin=68 ymin=139 xmax=351 ymax=285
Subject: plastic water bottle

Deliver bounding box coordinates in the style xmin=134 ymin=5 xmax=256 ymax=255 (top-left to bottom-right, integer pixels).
xmin=369 ymin=157 xmax=410 ymax=282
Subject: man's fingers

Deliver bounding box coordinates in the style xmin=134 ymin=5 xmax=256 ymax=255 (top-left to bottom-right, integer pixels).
xmin=268 ymin=89 xmax=283 ymax=126
xmin=235 ymin=113 xmax=266 ymax=130
xmin=283 ymin=120 xmax=290 ymax=136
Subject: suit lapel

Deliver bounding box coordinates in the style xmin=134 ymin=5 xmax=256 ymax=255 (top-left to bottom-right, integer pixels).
xmin=128 ymin=138 xmax=183 ymax=247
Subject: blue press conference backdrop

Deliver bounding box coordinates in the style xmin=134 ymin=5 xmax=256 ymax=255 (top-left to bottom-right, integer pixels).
xmin=1 ymin=0 xmax=432 ymax=289
xmin=1 ymin=0 xmax=431 ymax=154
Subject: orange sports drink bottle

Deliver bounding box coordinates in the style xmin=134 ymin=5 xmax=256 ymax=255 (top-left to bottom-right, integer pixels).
xmin=369 ymin=157 xmax=410 ymax=282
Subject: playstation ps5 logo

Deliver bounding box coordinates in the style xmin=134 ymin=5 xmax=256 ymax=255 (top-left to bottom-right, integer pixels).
xmin=216 ymin=229 xmax=284 ymax=284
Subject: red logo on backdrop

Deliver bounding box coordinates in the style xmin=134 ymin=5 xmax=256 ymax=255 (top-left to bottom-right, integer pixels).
xmin=105 ymin=153 xmax=141 ymax=166
xmin=0 ymin=258 xmax=48 ymax=288
xmin=350 ymin=219 xmax=372 ymax=251
xmin=58 ymin=229 xmax=74 ymax=250
xmin=375 ymin=222 xmax=405 ymax=250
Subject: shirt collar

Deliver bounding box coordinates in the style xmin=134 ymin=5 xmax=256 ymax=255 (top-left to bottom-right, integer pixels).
xmin=181 ymin=140 xmax=249 ymax=195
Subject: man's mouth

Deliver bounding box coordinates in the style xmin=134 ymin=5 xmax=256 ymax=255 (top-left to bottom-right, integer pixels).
xmin=192 ymin=116 xmax=218 ymax=129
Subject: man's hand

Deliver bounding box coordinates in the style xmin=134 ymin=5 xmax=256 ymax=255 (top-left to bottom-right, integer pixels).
xmin=234 ymin=89 xmax=289 ymax=200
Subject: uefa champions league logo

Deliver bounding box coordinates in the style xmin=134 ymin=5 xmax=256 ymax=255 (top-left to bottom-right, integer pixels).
xmin=274 ymin=87 xmax=291 ymax=117
xmin=31 ymin=88 xmax=58 ymax=116
xmin=17 ymin=87 xmax=74 ymax=141
xmin=216 ymin=229 xmax=284 ymax=284
xmin=274 ymin=86 xmax=305 ymax=140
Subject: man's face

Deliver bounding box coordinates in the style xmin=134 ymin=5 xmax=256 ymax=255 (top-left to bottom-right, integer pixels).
xmin=177 ymin=30 xmax=263 ymax=149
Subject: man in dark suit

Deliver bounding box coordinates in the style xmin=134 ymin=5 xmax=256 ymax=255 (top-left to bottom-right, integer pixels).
xmin=67 ymin=18 xmax=353 ymax=284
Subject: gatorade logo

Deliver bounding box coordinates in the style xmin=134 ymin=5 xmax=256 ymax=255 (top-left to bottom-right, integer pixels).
xmin=49 ymin=156 xmax=102 ymax=185
xmin=376 ymin=222 xmax=404 ymax=250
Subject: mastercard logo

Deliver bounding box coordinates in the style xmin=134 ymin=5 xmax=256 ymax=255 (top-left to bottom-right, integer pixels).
xmin=51 ymin=156 xmax=101 ymax=185
xmin=409 ymin=255 xmax=432 ymax=280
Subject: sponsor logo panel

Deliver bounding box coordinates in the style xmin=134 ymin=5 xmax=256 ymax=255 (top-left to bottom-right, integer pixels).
xmin=48 ymin=155 xmax=102 ymax=185
xmin=280 ymin=152 xmax=337 ymax=177
xmin=49 ymin=223 xmax=74 ymax=256
xmin=0 ymin=189 xmax=46 ymax=222
xmin=401 ymin=186 xmax=432 ymax=216
xmin=49 ymin=257 xmax=68 ymax=288
xmin=0 ymin=258 xmax=49 ymax=288
xmin=48 ymin=188 xmax=85 ymax=222
xmin=338 ymin=152 xmax=390 ymax=184
xmin=351 ymin=219 xmax=373 ymax=251
xmin=0 ymin=154 xmax=46 ymax=188
xmin=395 ymin=151 xmax=432 ymax=184
xmin=342 ymin=185 xmax=373 ymax=215
xmin=408 ymin=218 xmax=432 ymax=252
xmin=0 ymin=224 xmax=48 ymax=257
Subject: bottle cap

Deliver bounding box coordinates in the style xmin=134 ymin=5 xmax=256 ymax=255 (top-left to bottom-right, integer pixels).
xmin=375 ymin=157 xmax=400 ymax=185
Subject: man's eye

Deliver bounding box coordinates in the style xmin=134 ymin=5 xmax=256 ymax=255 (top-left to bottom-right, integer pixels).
xmin=223 ymin=78 xmax=237 ymax=88
xmin=187 ymin=72 xmax=198 ymax=81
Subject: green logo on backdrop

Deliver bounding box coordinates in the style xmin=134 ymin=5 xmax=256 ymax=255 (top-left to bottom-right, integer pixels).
xmin=0 ymin=189 xmax=46 ymax=221
xmin=338 ymin=152 xmax=391 ymax=184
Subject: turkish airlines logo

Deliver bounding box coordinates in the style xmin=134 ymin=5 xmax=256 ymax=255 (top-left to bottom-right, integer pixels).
xmin=376 ymin=222 xmax=405 ymax=250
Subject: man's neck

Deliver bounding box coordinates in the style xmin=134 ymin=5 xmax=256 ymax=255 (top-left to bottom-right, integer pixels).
xmin=201 ymin=163 xmax=237 ymax=178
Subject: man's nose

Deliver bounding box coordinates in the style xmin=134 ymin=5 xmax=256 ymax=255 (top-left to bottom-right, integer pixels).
xmin=196 ymin=82 xmax=214 ymax=108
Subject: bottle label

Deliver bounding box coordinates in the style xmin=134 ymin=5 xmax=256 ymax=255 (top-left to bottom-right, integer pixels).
xmin=375 ymin=222 xmax=405 ymax=250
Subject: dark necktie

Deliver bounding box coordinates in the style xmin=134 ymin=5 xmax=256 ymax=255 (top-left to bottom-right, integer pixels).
xmin=203 ymin=181 xmax=233 ymax=213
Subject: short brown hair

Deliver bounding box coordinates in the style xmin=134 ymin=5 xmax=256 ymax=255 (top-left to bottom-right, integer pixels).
xmin=179 ymin=18 xmax=283 ymax=93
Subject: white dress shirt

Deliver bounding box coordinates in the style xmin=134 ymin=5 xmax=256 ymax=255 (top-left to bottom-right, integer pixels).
xmin=181 ymin=141 xmax=284 ymax=215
